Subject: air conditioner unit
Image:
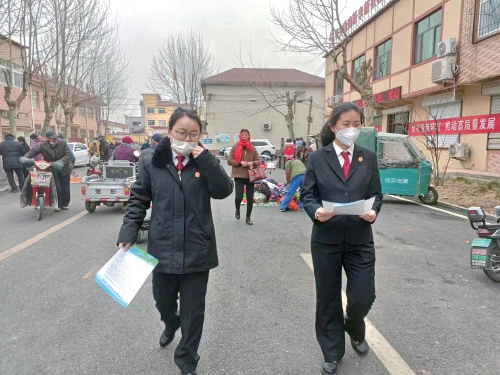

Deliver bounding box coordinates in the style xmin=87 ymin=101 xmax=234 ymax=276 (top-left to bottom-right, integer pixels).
xmin=449 ymin=143 xmax=469 ymax=159
xmin=327 ymin=95 xmax=342 ymax=108
xmin=437 ymin=38 xmax=457 ymax=58
xmin=263 ymin=123 xmax=272 ymax=131
xmin=431 ymin=56 xmax=456 ymax=83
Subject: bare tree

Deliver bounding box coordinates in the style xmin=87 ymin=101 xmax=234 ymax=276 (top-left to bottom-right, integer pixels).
xmin=0 ymin=0 xmax=42 ymax=134
xmin=149 ymin=29 xmax=217 ymax=109
xmin=92 ymin=41 xmax=131 ymax=135
xmin=270 ymin=0 xmax=376 ymax=127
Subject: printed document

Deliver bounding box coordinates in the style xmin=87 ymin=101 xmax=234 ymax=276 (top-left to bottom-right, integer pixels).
xmin=322 ymin=197 xmax=375 ymax=215
xmin=95 ymin=247 xmax=158 ymax=308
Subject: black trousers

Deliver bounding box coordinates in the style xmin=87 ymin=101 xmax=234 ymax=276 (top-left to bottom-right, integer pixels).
xmin=53 ymin=173 xmax=71 ymax=208
xmin=234 ymin=177 xmax=254 ymax=218
xmin=152 ymin=271 xmax=209 ymax=374
xmin=4 ymin=168 xmax=24 ymax=190
xmin=311 ymin=241 xmax=376 ymax=362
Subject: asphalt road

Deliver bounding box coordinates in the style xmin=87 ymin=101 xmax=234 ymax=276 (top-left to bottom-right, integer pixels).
xmin=0 ymin=161 xmax=499 ymax=375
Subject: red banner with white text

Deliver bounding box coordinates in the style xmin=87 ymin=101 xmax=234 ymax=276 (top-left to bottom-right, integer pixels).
xmin=409 ymin=113 xmax=500 ymax=136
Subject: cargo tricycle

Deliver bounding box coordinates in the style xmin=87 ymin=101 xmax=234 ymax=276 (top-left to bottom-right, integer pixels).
xmin=356 ymin=128 xmax=438 ymax=205
xmin=81 ymin=160 xmax=136 ymax=213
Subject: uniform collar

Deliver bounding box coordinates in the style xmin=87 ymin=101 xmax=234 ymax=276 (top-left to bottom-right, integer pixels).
xmin=332 ymin=141 xmax=355 ymax=156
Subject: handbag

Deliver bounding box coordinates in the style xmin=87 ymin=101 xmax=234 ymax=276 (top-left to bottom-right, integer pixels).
xmin=248 ymin=166 xmax=267 ymax=182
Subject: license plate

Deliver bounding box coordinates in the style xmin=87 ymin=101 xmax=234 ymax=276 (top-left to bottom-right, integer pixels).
xmin=471 ymin=248 xmax=487 ymax=269
xmin=471 ymin=238 xmax=492 ymax=247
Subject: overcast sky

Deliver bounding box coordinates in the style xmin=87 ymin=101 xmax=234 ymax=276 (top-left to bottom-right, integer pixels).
xmin=108 ymin=0 xmax=361 ymax=118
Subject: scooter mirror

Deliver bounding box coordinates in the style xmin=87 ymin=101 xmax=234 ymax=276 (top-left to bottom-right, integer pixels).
xmin=468 ymin=206 xmax=486 ymax=222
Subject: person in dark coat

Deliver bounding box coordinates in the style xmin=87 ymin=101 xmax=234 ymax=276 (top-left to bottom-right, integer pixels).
xmin=138 ymin=133 xmax=162 ymax=169
xmin=117 ymin=108 xmax=233 ymax=375
xmin=113 ymin=136 xmax=138 ymax=162
xmin=24 ymin=131 xmax=72 ymax=211
xmin=301 ymin=102 xmax=383 ymax=375
xmin=0 ymin=133 xmax=25 ymax=192
xmin=17 ymin=136 xmax=31 ymax=178
xmin=98 ymin=135 xmax=110 ymax=162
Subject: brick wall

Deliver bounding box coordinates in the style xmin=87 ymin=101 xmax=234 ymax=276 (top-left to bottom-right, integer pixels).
xmin=459 ymin=0 xmax=500 ymax=84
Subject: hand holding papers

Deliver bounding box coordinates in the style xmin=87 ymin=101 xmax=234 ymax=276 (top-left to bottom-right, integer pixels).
xmin=95 ymin=247 xmax=158 ymax=308
xmin=322 ymin=197 xmax=376 ymax=216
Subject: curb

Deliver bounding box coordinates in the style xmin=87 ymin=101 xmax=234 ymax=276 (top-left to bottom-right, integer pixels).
xmin=436 ymin=200 xmax=498 ymax=223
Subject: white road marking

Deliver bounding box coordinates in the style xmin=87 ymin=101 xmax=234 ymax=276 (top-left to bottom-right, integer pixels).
xmin=0 ymin=211 xmax=88 ymax=262
xmin=300 ymin=253 xmax=417 ymax=375
xmin=388 ymin=195 xmax=469 ymax=220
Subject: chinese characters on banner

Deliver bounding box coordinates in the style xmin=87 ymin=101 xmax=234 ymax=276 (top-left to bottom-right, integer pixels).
xmin=353 ymin=87 xmax=402 ymax=108
xmin=335 ymin=0 xmax=388 ymax=43
xmin=409 ymin=113 xmax=500 ymax=136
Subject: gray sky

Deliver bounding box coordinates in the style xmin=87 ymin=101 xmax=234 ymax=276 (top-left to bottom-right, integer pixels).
xmin=108 ymin=0 xmax=360 ymax=118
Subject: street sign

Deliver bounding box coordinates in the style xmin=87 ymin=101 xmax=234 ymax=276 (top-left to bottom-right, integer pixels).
xmin=203 ymin=138 xmax=213 ymax=145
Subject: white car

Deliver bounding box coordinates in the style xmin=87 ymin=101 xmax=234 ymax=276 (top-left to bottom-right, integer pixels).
xmin=67 ymin=142 xmax=89 ymax=166
xmin=224 ymin=140 xmax=276 ymax=158
xmin=251 ymin=139 xmax=276 ymax=157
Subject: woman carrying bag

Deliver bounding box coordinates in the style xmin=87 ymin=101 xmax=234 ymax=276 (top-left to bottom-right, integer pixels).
xmin=117 ymin=107 xmax=233 ymax=375
xmin=227 ymin=129 xmax=260 ymax=225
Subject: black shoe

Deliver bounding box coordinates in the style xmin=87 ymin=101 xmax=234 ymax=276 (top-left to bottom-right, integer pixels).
xmin=350 ymin=339 xmax=369 ymax=356
xmin=159 ymin=329 xmax=175 ymax=348
xmin=245 ymin=217 xmax=253 ymax=225
xmin=183 ymin=372 xmax=197 ymax=375
xmin=235 ymin=210 xmax=240 ymax=220
xmin=10 ymin=188 xmax=18 ymax=193
xmin=321 ymin=361 xmax=338 ymax=375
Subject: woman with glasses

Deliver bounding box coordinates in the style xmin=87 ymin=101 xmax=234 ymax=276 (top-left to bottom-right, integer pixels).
xmin=117 ymin=107 xmax=233 ymax=375
xmin=227 ymin=128 xmax=261 ymax=225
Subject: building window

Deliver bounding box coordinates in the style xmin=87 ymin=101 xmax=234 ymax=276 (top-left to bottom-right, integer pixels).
xmin=388 ymin=112 xmax=410 ymax=134
xmin=0 ymin=59 xmax=23 ymax=88
xmin=49 ymin=126 xmax=56 ymax=132
xmin=478 ymin=0 xmax=500 ymax=38
xmin=158 ymin=120 xmax=167 ymax=127
xmin=375 ymin=39 xmax=392 ymax=79
xmin=158 ymin=108 xmax=166 ymax=114
xmin=414 ymin=9 xmax=442 ymax=64
xmin=89 ymin=130 xmax=95 ymax=140
xmin=80 ymin=129 xmax=87 ymax=138
xmin=147 ymin=107 xmax=155 ymax=114
xmin=80 ymin=107 xmax=86 ymax=117
xmin=148 ymin=120 xmax=155 ymax=126
xmin=352 ymin=55 xmax=365 ymax=85
xmin=71 ymin=128 xmax=78 ymax=138
xmin=334 ymin=70 xmax=344 ymax=96
xmin=35 ymin=124 xmax=41 ymax=135
xmin=88 ymin=108 xmax=93 ymax=119
xmin=32 ymin=90 xmax=40 ymax=108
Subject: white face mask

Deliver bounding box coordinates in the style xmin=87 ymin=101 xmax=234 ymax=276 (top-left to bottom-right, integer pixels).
xmin=170 ymin=138 xmax=198 ymax=157
xmin=335 ymin=128 xmax=361 ymax=147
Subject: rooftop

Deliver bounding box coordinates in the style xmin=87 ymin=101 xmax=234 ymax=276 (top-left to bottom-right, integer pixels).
xmin=202 ymin=68 xmax=325 ymax=87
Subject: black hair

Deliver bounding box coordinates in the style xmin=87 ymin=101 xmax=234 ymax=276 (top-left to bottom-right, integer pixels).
xmin=169 ymin=107 xmax=202 ymax=132
xmin=4 ymin=133 xmax=14 ymax=138
xmin=321 ymin=102 xmax=364 ymax=146
xmin=30 ymin=134 xmax=38 ymax=140
xmin=17 ymin=136 xmax=26 ymax=143
xmin=286 ymin=138 xmax=292 ymax=142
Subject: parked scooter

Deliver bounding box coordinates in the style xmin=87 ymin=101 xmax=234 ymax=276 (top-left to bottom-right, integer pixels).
xmin=467 ymin=206 xmax=500 ymax=282
xmin=86 ymin=156 xmax=102 ymax=177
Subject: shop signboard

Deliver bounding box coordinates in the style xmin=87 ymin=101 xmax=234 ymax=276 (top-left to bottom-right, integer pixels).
xmin=215 ymin=133 xmax=231 ymax=143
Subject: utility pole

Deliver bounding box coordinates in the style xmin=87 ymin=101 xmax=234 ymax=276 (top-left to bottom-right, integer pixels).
xmin=306 ymin=96 xmax=313 ymax=138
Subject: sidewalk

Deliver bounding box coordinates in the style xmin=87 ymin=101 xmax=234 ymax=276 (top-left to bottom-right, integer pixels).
xmin=445 ymin=167 xmax=499 ymax=181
